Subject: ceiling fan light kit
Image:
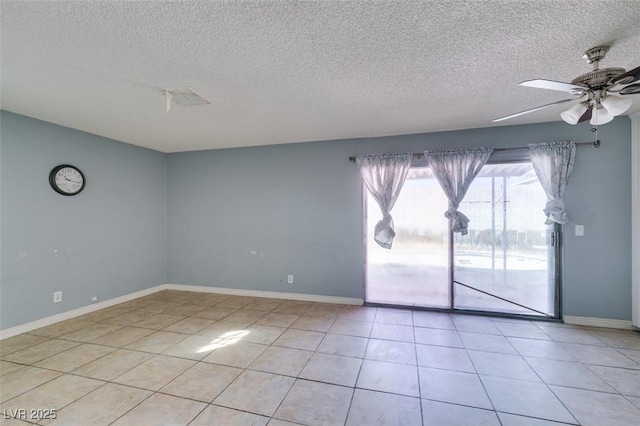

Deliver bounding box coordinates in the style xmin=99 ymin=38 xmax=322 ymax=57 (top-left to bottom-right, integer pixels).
xmin=560 ymin=102 xmax=588 ymax=125
xmin=494 ymin=45 xmax=639 ymax=144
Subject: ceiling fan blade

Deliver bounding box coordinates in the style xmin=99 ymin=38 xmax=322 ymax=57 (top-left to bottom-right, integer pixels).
xmin=611 ymin=65 xmax=640 ymax=85
xmin=578 ymin=105 xmax=592 ymax=123
xmin=619 ymin=83 xmax=640 ymax=95
xmin=519 ymin=79 xmax=588 ymax=94
xmin=493 ymin=98 xmax=576 ymax=122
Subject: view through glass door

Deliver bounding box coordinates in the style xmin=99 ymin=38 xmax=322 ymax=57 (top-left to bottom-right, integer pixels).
xmin=365 ymin=160 xmax=558 ymax=317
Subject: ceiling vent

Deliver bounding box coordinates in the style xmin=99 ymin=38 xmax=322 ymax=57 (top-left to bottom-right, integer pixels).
xmin=161 ymin=87 xmax=210 ymax=111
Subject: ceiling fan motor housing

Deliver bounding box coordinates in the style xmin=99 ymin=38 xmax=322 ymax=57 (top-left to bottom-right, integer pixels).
xmin=572 ymin=67 xmax=627 ymax=89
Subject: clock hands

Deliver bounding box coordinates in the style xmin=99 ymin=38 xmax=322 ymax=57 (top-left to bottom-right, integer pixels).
xmin=63 ymin=176 xmax=80 ymax=184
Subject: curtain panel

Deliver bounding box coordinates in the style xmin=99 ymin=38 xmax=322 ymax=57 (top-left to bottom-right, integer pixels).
xmin=528 ymin=141 xmax=576 ymax=224
xmin=356 ymin=153 xmax=412 ymax=249
xmin=423 ymin=147 xmax=494 ymax=235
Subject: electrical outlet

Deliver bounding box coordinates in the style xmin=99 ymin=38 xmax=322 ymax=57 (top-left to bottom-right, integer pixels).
xmin=287 ymin=274 xmax=294 ymax=284
xmin=575 ymin=225 xmax=584 ymax=236
xmin=91 ymin=296 xmax=98 ymax=302
xmin=53 ymin=291 xmax=62 ymax=303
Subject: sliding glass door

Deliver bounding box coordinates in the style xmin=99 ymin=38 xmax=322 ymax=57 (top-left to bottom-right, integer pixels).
xmin=365 ymin=159 xmax=559 ymax=318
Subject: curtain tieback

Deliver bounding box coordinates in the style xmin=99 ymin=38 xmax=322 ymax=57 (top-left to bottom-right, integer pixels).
xmin=374 ymin=213 xmax=395 ymax=249
xmin=445 ymin=208 xmax=470 ymax=235
xmin=543 ymin=199 xmax=568 ymax=225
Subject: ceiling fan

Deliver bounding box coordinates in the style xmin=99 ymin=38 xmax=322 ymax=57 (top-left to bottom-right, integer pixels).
xmin=493 ymin=46 xmax=640 ymax=126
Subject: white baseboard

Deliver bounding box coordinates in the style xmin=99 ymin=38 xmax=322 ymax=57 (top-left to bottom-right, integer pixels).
xmin=0 ymin=286 xmax=165 ymax=340
xmin=163 ymin=284 xmax=364 ymax=306
xmin=1 ymin=284 xmax=363 ymax=340
xmin=564 ymin=315 xmax=636 ymax=330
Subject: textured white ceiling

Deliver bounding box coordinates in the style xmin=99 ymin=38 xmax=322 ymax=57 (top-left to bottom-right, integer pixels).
xmin=1 ymin=1 xmax=640 ymax=153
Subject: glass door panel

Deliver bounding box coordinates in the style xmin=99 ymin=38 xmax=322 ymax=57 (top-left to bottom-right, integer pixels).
xmin=365 ymin=168 xmax=450 ymax=308
xmin=453 ymin=163 xmax=555 ymax=316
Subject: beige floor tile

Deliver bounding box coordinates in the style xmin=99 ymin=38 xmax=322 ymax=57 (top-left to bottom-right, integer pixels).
xmin=356 ymin=360 xmax=420 ymax=397
xmin=124 ymin=330 xmax=189 ymax=353
xmin=113 ymin=355 xmax=195 ymax=391
xmin=328 ymin=319 xmax=372 ymax=338
xmin=160 ymin=362 xmax=242 ymax=402
xmin=525 ymin=357 xmax=615 ymax=392
xmin=196 ymin=320 xmax=251 ymax=338
xmin=111 ymin=393 xmax=205 ymax=426
xmin=375 ymin=308 xmax=414 ymax=326
xmin=163 ymin=317 xmax=216 ymax=334
xmin=299 ymin=353 xmax=361 ymax=387
xmin=249 ymin=346 xmax=312 ymax=376
xmin=90 ymin=326 xmax=155 ymax=347
xmin=0 ymin=334 xmax=50 ymax=356
xmin=72 ymin=349 xmax=153 ymax=381
xmin=41 ymin=383 xmax=151 ymax=426
xmin=272 ymin=302 xmax=313 ymax=316
xmin=104 ymin=309 xmax=154 ymax=326
xmin=497 ymin=412 xmax=579 ymax=425
xmin=243 ymin=299 xmax=283 ymax=312
xmin=202 ymin=341 xmax=268 ymax=368
xmin=163 ymin=303 xmax=206 ymax=316
xmin=192 ymin=306 xmax=237 ymax=321
xmin=290 ymin=315 xmax=335 ymax=332
xmin=346 ymin=388 xmax=422 ymax=426
xmin=273 ymin=329 xmax=325 ymax=351
xmin=0 ymin=361 xmax=25 ymax=377
xmin=412 ymin=311 xmax=455 ymax=330
xmin=216 ymin=297 xmax=255 ymax=309
xmin=28 ymin=320 xmax=95 ymax=338
xmin=317 ymin=334 xmax=367 ymax=358
xmin=190 ymin=404 xmax=269 ymax=426
xmin=127 ymin=313 xmax=183 ymax=330
xmin=0 ymin=367 xmax=62 ymax=403
xmin=481 ymin=376 xmax=576 ymax=424
xmin=274 ymin=379 xmax=353 ymax=426
xmin=338 ymin=306 xmax=377 ymax=322
xmin=415 ymin=344 xmax=476 ymax=373
xmin=34 ymin=343 xmax=115 ymax=372
xmin=419 ymin=367 xmax=493 ymax=409
xmin=469 ymin=350 xmax=540 ymax=382
xmin=214 ymin=370 xmax=294 ymax=416
xmin=2 ymin=339 xmax=80 ymax=365
xmin=550 ymin=385 xmax=640 ymax=426
xmin=305 ymin=304 xmax=341 ymax=318
xmin=224 ymin=309 xmax=268 ymax=324
xmin=59 ymin=323 xmax=123 ymax=342
xmin=255 ymin=312 xmax=299 ymax=328
xmin=162 ymin=335 xmax=221 ymax=360
xmin=414 ymin=327 xmax=464 ymax=348
xmin=421 ymin=399 xmax=500 ymax=426
xmin=460 ymin=332 xmax=519 ymax=355
xmin=0 ymin=374 xmax=103 ymax=413
xmin=243 ymin=325 xmax=286 ymax=345
xmin=365 ymin=339 xmax=416 ymax=365
xmin=370 ymin=323 xmax=415 ymax=342
xmin=588 ymin=364 xmax=640 ymax=396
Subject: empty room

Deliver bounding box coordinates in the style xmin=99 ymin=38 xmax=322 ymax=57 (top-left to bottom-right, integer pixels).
xmin=1 ymin=1 xmax=640 ymax=425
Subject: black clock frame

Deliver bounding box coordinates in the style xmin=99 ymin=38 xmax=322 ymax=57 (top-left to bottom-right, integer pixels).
xmin=49 ymin=164 xmax=86 ymax=196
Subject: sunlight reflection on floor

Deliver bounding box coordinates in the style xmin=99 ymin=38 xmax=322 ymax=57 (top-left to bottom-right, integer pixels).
xmin=197 ymin=330 xmax=250 ymax=353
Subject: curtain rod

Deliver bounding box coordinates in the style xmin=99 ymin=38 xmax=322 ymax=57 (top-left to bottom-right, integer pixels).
xmin=348 ymin=140 xmax=599 ymax=162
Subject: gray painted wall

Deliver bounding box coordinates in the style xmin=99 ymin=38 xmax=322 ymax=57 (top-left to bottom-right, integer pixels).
xmin=168 ymin=119 xmax=632 ymax=320
xmin=0 ymin=111 xmax=168 ymax=329
xmin=0 ymin=110 xmax=631 ymax=329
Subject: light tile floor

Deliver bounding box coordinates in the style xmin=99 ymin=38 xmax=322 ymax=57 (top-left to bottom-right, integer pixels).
xmin=1 ymin=290 xmax=639 ymax=425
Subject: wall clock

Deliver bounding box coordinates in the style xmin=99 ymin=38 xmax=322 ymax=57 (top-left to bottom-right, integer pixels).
xmin=49 ymin=165 xmax=85 ymax=196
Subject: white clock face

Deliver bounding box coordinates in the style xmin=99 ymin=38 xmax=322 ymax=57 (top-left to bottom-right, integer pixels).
xmin=52 ymin=166 xmax=85 ymax=195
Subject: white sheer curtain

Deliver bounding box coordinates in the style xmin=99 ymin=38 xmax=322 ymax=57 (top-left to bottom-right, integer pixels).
xmin=423 ymin=147 xmax=494 ymax=235
xmin=528 ymin=141 xmax=576 ymax=224
xmin=356 ymin=153 xmax=412 ymax=249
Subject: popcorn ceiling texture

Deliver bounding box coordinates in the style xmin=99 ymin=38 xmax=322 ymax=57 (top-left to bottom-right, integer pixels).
xmin=1 ymin=1 xmax=639 ymax=152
